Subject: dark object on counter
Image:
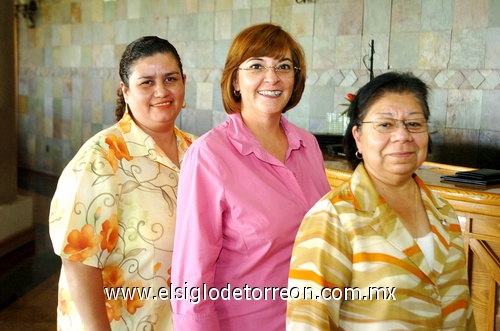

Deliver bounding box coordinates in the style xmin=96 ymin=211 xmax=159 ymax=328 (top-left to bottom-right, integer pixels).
xmin=313 ymin=133 xmax=343 ymax=149
xmin=441 ymin=168 xmax=500 ymax=185
xmin=326 ymin=144 xmax=344 ymax=156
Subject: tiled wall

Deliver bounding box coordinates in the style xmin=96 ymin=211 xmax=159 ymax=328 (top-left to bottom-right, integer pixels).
xmin=16 ymin=0 xmax=500 ymax=175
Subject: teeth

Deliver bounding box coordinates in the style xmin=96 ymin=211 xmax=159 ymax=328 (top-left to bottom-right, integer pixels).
xmin=258 ymin=91 xmax=282 ymax=96
xmin=153 ymin=102 xmax=172 ymax=106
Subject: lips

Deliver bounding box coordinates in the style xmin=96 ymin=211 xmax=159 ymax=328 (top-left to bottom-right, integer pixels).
xmin=258 ymin=90 xmax=282 ymax=97
xmin=151 ymin=101 xmax=173 ymax=107
xmin=389 ymin=151 xmax=414 ymax=157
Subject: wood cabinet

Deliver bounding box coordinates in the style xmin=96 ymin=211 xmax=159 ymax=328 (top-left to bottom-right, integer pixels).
xmin=324 ymin=159 xmax=500 ymax=331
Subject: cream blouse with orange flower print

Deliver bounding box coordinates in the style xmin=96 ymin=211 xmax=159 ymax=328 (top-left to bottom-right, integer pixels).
xmin=49 ymin=111 xmax=196 ymax=330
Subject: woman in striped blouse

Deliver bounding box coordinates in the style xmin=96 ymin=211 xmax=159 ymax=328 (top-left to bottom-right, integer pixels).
xmin=287 ymin=72 xmax=475 ymax=330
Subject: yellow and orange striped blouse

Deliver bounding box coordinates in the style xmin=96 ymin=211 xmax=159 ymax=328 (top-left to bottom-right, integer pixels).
xmin=287 ymin=164 xmax=475 ymax=330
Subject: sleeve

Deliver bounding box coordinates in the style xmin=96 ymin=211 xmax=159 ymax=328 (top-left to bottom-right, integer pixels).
xmin=171 ymin=143 xmax=225 ymax=331
xmin=286 ymin=198 xmax=352 ymax=331
xmin=310 ymin=135 xmax=333 ymax=195
xmin=49 ymin=138 xmax=119 ymax=269
xmin=301 ymin=131 xmax=331 ymax=197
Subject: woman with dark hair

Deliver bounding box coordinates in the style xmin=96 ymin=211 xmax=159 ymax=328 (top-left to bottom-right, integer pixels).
xmin=49 ymin=36 xmax=196 ymax=330
xmin=287 ymin=72 xmax=475 ymax=330
xmin=171 ymin=23 xmax=330 ymax=330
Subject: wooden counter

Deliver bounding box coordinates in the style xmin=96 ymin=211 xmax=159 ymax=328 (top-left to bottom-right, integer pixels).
xmin=323 ymin=156 xmax=500 ymax=330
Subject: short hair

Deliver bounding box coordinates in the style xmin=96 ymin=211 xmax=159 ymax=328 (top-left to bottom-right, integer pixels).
xmin=115 ymin=36 xmax=184 ymax=121
xmin=220 ymin=23 xmax=307 ymax=114
xmin=343 ymin=71 xmax=431 ymax=169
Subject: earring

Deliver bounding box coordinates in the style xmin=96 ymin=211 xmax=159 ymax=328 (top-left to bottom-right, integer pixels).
xmin=182 ymin=100 xmax=186 ymax=108
xmin=355 ymin=150 xmax=363 ymax=160
xmin=233 ymin=90 xmax=240 ymax=97
xmin=126 ymin=103 xmax=131 ymax=113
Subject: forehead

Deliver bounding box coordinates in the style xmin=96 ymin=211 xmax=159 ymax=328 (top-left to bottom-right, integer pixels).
xmin=241 ymin=44 xmax=292 ymax=61
xmin=243 ymin=50 xmax=292 ymax=62
xmin=366 ymin=92 xmax=423 ymax=116
xmin=130 ymin=53 xmax=178 ymax=72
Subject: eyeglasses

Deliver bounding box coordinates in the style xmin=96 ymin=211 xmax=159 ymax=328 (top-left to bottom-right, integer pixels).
xmin=359 ymin=118 xmax=428 ymax=133
xmin=238 ymin=64 xmax=300 ymax=77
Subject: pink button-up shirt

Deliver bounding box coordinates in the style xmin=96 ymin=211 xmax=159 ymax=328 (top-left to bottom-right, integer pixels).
xmin=171 ymin=113 xmax=330 ymax=331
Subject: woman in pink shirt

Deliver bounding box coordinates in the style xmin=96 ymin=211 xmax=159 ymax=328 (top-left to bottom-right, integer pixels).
xmin=171 ymin=23 xmax=330 ymax=331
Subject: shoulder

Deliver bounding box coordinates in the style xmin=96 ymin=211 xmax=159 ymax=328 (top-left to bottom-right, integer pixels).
xmin=283 ymin=118 xmax=318 ymax=143
xmin=58 ymin=124 xmax=124 ymax=176
xmin=80 ymin=123 xmax=124 ymax=150
xmin=186 ymin=120 xmax=231 ymax=153
xmin=175 ymin=127 xmax=198 ymax=144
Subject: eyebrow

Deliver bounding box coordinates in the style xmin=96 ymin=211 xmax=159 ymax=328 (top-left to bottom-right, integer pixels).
xmin=375 ymin=111 xmax=424 ymax=117
xmin=136 ymin=71 xmax=181 ymax=80
xmin=246 ymin=57 xmax=293 ymax=63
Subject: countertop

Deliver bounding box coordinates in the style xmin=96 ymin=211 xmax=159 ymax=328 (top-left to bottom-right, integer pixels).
xmin=322 ymin=152 xmax=500 ymax=195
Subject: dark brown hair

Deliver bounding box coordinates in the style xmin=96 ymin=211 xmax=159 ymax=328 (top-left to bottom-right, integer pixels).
xmin=115 ymin=36 xmax=184 ymax=121
xmin=344 ymin=72 xmax=431 ymax=169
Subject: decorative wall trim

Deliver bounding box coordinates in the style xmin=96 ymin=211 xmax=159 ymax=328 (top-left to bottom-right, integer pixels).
xmin=20 ymin=67 xmax=500 ymax=90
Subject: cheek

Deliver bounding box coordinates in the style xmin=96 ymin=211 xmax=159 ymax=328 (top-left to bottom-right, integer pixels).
xmin=358 ymin=131 xmax=387 ymax=154
xmin=416 ymin=135 xmax=429 ymax=152
xmin=175 ymin=86 xmax=186 ymax=100
xmin=127 ymin=90 xmax=150 ymax=104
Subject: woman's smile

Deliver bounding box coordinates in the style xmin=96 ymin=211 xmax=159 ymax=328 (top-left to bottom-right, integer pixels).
xmin=258 ymin=90 xmax=283 ymax=97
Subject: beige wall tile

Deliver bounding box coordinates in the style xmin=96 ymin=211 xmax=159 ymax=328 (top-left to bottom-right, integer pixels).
xmin=453 ymin=0 xmax=489 ymax=29
xmin=419 ymin=31 xmax=451 ymax=69
xmin=449 ymin=29 xmax=486 ymax=69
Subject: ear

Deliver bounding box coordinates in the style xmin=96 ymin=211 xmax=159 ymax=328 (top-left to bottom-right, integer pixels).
xmin=352 ymin=125 xmax=362 ymax=153
xmin=120 ymin=82 xmax=129 ymax=103
xmin=182 ymin=74 xmax=187 ymax=84
xmin=232 ymin=76 xmax=240 ymax=93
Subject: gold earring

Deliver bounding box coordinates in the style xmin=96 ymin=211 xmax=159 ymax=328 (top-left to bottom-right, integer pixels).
xmin=355 ymin=151 xmax=363 ymax=160
xmin=182 ymin=100 xmax=186 ymax=108
xmin=233 ymin=90 xmax=240 ymax=97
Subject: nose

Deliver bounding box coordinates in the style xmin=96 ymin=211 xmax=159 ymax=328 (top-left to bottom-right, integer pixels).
xmin=154 ymin=83 xmax=170 ymax=97
xmin=391 ymin=121 xmax=413 ymax=141
xmin=263 ymin=66 xmax=281 ymax=81
xmin=396 ymin=120 xmax=410 ymax=132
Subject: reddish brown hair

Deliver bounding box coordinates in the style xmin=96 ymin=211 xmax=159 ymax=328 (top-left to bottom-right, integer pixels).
xmin=220 ymin=23 xmax=306 ymax=114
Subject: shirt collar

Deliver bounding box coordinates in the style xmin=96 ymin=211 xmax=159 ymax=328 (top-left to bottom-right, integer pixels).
xmin=226 ymin=113 xmax=307 ymax=161
xmin=349 ymin=163 xmax=446 ymax=212
xmin=117 ymin=111 xmax=194 ymax=169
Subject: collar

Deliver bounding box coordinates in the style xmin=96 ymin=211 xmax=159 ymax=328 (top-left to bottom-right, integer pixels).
xmin=349 ymin=163 xmax=446 ymax=213
xmin=226 ymin=113 xmax=306 ymax=163
xmin=349 ymin=163 xmax=451 ymax=281
xmin=117 ymin=111 xmax=194 ymax=169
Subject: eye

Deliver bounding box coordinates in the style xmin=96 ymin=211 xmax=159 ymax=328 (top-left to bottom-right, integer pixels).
xmin=248 ymin=63 xmax=264 ymax=70
xmin=276 ymin=63 xmax=292 ymax=71
xmin=406 ymin=120 xmax=424 ymax=128
xmin=141 ymin=80 xmax=153 ymax=86
xmin=376 ymin=119 xmax=396 ymax=128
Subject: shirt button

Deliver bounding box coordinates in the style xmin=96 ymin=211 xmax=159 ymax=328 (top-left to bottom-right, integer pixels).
xmin=431 ymin=292 xmax=439 ymax=299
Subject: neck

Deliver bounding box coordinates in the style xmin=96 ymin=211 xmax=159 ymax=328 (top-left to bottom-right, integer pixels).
xmin=140 ymin=123 xmax=180 ymax=168
xmin=240 ymin=112 xmax=288 ymax=163
xmin=371 ymin=174 xmax=431 ymax=238
xmin=240 ymin=111 xmax=282 ymax=138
